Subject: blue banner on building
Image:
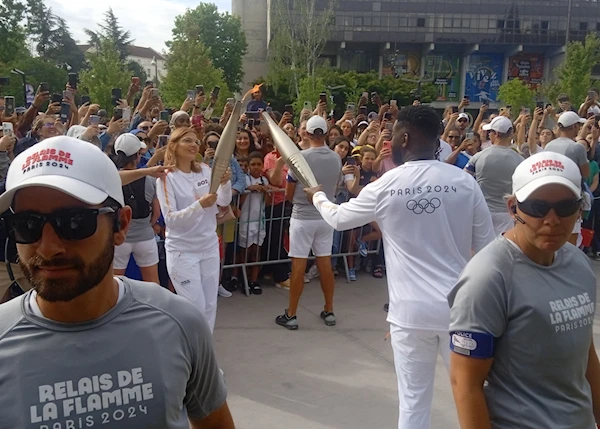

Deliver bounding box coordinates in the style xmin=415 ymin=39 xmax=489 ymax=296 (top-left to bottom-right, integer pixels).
xmin=465 ymin=54 xmax=504 ymax=103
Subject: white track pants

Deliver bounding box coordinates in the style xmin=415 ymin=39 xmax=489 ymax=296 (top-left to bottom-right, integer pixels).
xmin=390 ymin=324 xmax=450 ymax=429
xmin=166 ymin=250 xmax=220 ymax=333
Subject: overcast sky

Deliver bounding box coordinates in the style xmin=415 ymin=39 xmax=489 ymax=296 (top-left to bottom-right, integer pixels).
xmin=45 ymin=0 xmax=231 ymax=54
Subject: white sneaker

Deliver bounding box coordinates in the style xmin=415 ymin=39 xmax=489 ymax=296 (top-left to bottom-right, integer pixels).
xmin=218 ymin=285 xmax=232 ymax=298
xmin=307 ymin=265 xmax=319 ymax=279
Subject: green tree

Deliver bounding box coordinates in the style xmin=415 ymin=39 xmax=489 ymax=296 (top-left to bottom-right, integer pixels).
xmin=79 ymin=39 xmax=131 ymax=112
xmin=0 ymin=0 xmax=28 ymax=64
xmin=161 ymin=39 xmax=231 ymax=110
xmin=268 ymin=0 xmax=337 ymax=99
xmin=85 ymin=8 xmax=134 ymax=61
xmin=498 ymin=78 xmax=536 ymax=111
xmin=543 ymin=33 xmax=600 ymax=105
xmin=169 ymin=3 xmax=247 ymax=92
xmin=0 ymin=57 xmax=68 ymax=105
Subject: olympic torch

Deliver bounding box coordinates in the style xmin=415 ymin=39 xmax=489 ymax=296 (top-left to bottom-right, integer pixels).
xmin=261 ymin=111 xmax=318 ymax=188
xmin=210 ymin=101 xmax=242 ymax=193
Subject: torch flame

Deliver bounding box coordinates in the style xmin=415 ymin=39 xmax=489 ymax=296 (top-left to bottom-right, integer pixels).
xmin=243 ymin=83 xmax=264 ymax=102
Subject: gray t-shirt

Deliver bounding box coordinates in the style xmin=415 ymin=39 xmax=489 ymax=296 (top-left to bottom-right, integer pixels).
xmin=288 ymin=145 xmax=342 ymax=220
xmin=448 ymin=237 xmax=596 ymax=429
xmin=126 ymin=176 xmax=157 ymax=243
xmin=467 ymin=145 xmax=524 ymax=213
xmin=0 ymin=278 xmax=227 ymax=428
xmin=545 ymin=137 xmax=588 ymax=168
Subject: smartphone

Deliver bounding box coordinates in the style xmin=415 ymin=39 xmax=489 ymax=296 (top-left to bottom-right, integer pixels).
xmin=159 ymin=110 xmax=170 ymax=122
xmin=383 ymin=140 xmax=391 ymax=151
xmin=466 ymin=132 xmax=474 ymax=140
xmin=81 ymin=95 xmax=90 ymax=105
xmin=196 ymin=85 xmax=204 ymax=95
xmin=390 ymin=100 xmax=397 ymax=107
xmin=2 ymin=122 xmax=13 ymax=137
xmin=60 ymin=102 xmax=70 ymax=123
xmin=145 ymin=80 xmax=154 ymax=88
xmin=359 ymin=106 xmax=368 ymax=116
xmin=157 ymin=135 xmax=168 ymax=148
xmin=284 ymin=104 xmax=294 ymax=114
xmin=346 ymin=157 xmax=356 ymax=166
xmin=595 ymin=115 xmax=600 ymax=128
xmin=67 ymin=72 xmax=78 ymax=89
xmin=536 ymin=101 xmax=544 ymax=110
xmin=131 ymin=76 xmax=140 ymax=86
xmin=385 ymin=122 xmax=393 ymax=131
xmin=187 ymin=90 xmax=196 ymax=101
xmin=589 ymin=91 xmax=596 ymax=99
xmin=151 ymin=88 xmax=159 ymax=98
xmin=39 ymin=82 xmax=49 ymax=93
xmin=522 ymin=107 xmax=531 ymax=115
xmin=89 ymin=115 xmax=100 ymax=125
xmin=463 ymin=95 xmax=470 ymax=102
xmin=113 ymin=107 xmax=123 ymax=120
xmin=192 ymin=115 xmax=203 ymax=127
xmin=483 ymin=99 xmax=490 ymax=107
xmin=347 ymin=103 xmax=356 ymax=113
xmin=588 ymin=111 xmax=596 ymax=119
xmin=227 ymin=97 xmax=235 ymax=106
xmin=451 ymin=106 xmax=459 ymax=114
xmin=122 ymin=107 xmax=131 ymax=121
xmin=248 ymin=118 xmax=255 ymax=129
xmin=303 ymin=101 xmax=313 ymax=111
xmin=51 ymin=93 xmax=62 ymax=104
xmin=384 ymin=112 xmax=392 ymax=120
xmin=211 ymin=86 xmax=220 ymax=99
xmin=362 ymin=91 xmax=369 ymax=99
xmin=208 ymin=139 xmax=218 ymax=150
xmin=4 ymin=97 xmax=14 ymax=116
xmin=319 ymin=92 xmax=327 ymax=103
xmin=62 ymin=90 xmax=73 ymax=102
xmin=133 ymin=97 xmax=140 ymax=109
xmin=111 ymin=88 xmax=122 ymax=100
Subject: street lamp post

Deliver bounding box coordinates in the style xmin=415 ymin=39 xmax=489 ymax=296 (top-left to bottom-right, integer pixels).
xmin=565 ymin=0 xmax=573 ymax=46
xmin=10 ymin=69 xmax=27 ymax=107
xmin=151 ymin=56 xmax=158 ymax=84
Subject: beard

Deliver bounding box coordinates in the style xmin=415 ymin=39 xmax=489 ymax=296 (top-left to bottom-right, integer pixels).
xmin=20 ymin=234 xmax=115 ymax=302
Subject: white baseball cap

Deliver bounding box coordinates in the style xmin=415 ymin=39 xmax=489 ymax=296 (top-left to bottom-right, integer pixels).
xmin=115 ymin=133 xmax=146 ymax=157
xmin=482 ymin=116 xmax=513 ymax=133
xmin=512 ymin=152 xmax=582 ymax=202
xmin=0 ymin=136 xmax=125 ymax=212
xmin=558 ymin=111 xmax=586 ymax=128
xmin=306 ymin=115 xmax=328 ymax=135
xmin=457 ymin=113 xmax=469 ymax=121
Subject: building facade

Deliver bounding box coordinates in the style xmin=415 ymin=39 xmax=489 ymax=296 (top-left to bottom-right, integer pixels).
xmin=233 ymin=0 xmax=600 ymax=106
xmin=78 ymin=45 xmax=166 ymax=81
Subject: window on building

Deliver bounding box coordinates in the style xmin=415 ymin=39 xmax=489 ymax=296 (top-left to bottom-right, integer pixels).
xmin=541 ymin=20 xmax=550 ymax=30
xmin=580 ymin=22 xmax=588 ymax=31
xmin=497 ymin=20 xmax=505 ymax=29
xmin=354 ymin=17 xmax=362 ymax=26
xmin=364 ymin=16 xmax=372 ymax=26
xmin=417 ymin=18 xmax=425 ymax=28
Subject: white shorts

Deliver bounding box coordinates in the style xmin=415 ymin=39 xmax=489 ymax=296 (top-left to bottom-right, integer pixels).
xmin=113 ymin=238 xmax=160 ymax=270
xmin=491 ymin=212 xmax=514 ymax=236
xmin=288 ymin=218 xmax=334 ymax=258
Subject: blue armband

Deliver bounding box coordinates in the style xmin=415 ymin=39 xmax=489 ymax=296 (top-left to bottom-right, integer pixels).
xmin=287 ymin=174 xmax=297 ymax=183
xmin=450 ymin=331 xmax=494 ymax=359
xmin=465 ymin=163 xmax=475 ymax=173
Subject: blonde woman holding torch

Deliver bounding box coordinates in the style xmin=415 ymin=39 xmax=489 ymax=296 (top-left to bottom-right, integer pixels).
xmin=156 ymin=127 xmax=232 ymax=332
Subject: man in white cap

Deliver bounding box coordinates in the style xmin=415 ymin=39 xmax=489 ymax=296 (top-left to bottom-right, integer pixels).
xmin=276 ymin=115 xmax=341 ymax=330
xmin=456 ymin=112 xmax=470 ymax=136
xmin=449 ymin=152 xmax=600 ymax=429
xmin=466 ymin=115 xmax=524 ymax=235
xmin=0 ymin=136 xmax=234 ymax=428
xmin=544 ymin=111 xmax=591 ymax=245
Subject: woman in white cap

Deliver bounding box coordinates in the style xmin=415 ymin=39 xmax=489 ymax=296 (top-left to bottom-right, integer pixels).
xmin=156 ymin=127 xmax=231 ymax=333
xmin=449 ymin=151 xmax=600 ymax=429
xmin=170 ymin=111 xmax=191 ymax=130
xmin=111 ymin=133 xmax=161 ymax=284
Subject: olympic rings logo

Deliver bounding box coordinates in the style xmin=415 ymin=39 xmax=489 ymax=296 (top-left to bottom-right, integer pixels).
xmin=406 ymin=198 xmax=441 ymax=214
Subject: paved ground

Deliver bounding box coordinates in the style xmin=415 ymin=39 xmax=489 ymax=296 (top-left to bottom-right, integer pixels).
xmin=213 ymin=261 xmax=600 ymax=429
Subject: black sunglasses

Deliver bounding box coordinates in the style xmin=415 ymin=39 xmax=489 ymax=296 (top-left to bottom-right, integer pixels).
xmin=517 ymin=199 xmax=581 ymax=218
xmin=4 ymin=207 xmax=116 ymax=244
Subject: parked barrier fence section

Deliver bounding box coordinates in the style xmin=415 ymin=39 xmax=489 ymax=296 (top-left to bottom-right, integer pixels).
xmin=219 ymin=188 xmax=382 ymax=296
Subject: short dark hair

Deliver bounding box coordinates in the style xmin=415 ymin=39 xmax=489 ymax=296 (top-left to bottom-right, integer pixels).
xmin=247 ymin=151 xmax=264 ymax=163
xmin=397 ymin=106 xmax=442 ymax=143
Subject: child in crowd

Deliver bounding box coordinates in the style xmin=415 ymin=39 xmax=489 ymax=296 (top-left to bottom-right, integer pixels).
xmin=237 ymin=156 xmax=249 ymax=174
xmin=346 ymin=146 xmax=382 ymax=280
xmin=237 ymin=152 xmax=271 ymax=294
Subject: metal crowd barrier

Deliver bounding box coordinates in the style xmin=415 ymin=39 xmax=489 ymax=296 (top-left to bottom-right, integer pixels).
xmin=219 ymin=188 xmax=382 ymax=296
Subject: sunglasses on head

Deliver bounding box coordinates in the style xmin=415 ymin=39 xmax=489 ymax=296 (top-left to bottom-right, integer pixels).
xmin=517 ymin=198 xmax=581 ymax=218
xmin=4 ymin=207 xmax=116 ymax=244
